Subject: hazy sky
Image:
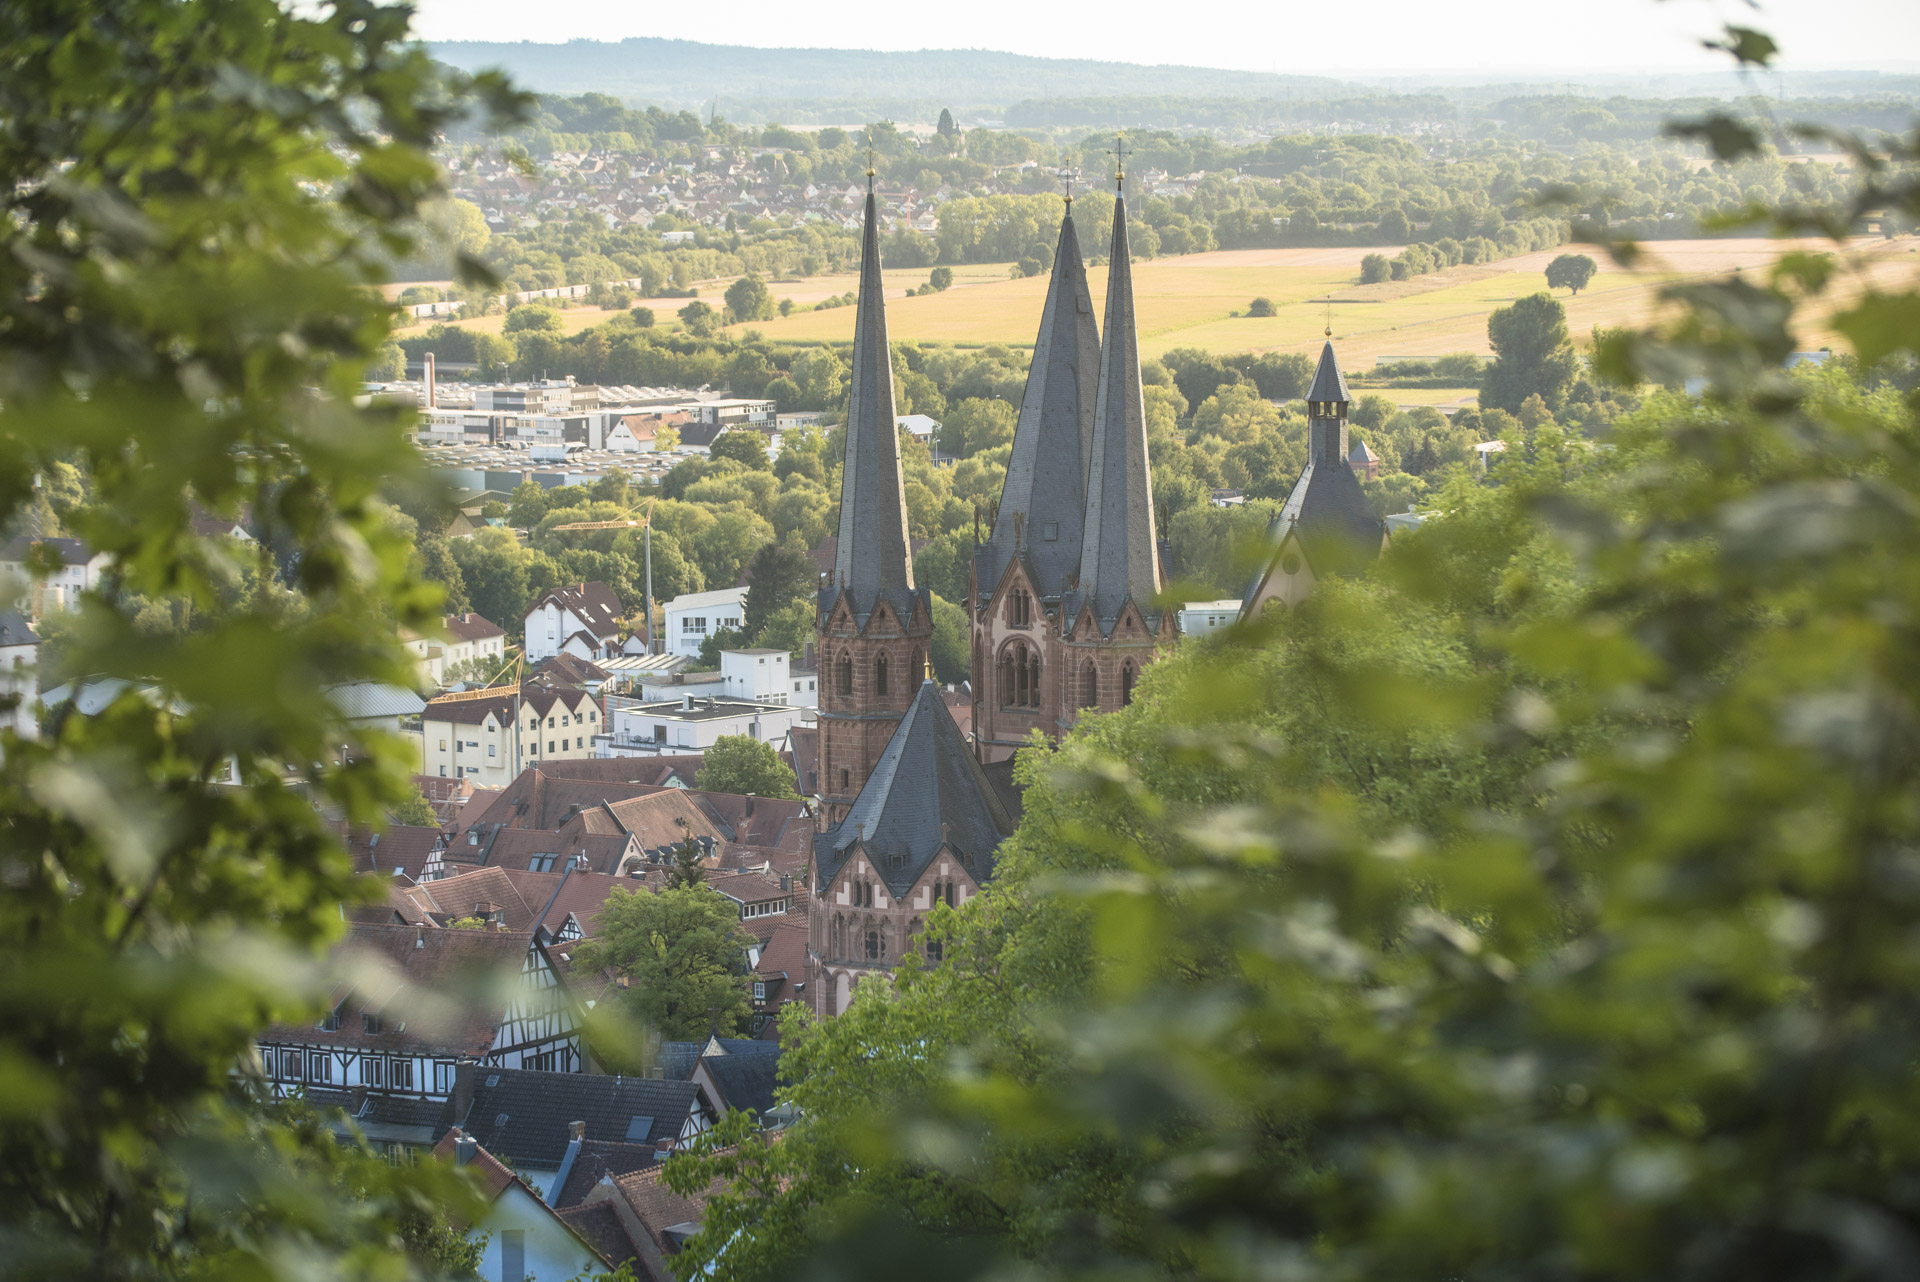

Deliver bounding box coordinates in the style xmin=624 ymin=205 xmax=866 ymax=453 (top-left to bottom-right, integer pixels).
xmin=408 ymin=0 xmax=1916 ymax=75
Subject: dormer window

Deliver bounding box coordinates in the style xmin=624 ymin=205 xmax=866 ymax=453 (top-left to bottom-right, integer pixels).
xmin=362 ymin=1012 xmax=380 ymax=1036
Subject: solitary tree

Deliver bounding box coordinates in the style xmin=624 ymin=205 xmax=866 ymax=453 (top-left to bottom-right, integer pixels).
xmin=724 ymin=272 xmax=774 ymax=323
xmin=575 ymin=885 xmax=754 ymax=1039
xmin=1359 ymin=253 xmax=1391 ymax=284
xmin=668 ymin=826 xmax=709 ymax=888
xmin=742 ymin=541 xmax=819 ymax=637
xmin=696 ymin=735 xmax=801 ymax=800
xmin=936 ymin=108 xmax=957 ymax=138
xmin=1545 ymin=252 xmax=1598 ymax=295
xmin=1480 ymin=292 xmax=1580 ymax=414
xmin=1247 ymin=297 xmax=1277 ymax=317
xmin=928 ymin=266 xmax=953 ymax=292
xmin=678 ymin=299 xmax=719 ymax=336
xmin=709 ymin=429 xmax=772 ymax=471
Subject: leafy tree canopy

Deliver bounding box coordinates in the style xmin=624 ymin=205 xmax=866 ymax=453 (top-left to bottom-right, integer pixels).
xmin=696 ymin=735 xmax=801 ymax=800
xmin=578 ymin=886 xmax=755 ymax=1040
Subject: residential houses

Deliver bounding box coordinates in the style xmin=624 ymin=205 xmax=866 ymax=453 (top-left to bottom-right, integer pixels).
xmin=660 ymin=586 xmax=746 ymax=660
xmin=421 ymin=684 xmax=603 ymax=785
xmin=432 ymin=1131 xmax=612 ymax=1282
xmin=524 ymin=581 xmax=625 ymax=663
xmin=0 ymin=535 xmax=110 ymax=616
xmin=404 ymin=611 xmax=508 ymax=687
xmin=0 ymin=609 xmax=38 ymax=742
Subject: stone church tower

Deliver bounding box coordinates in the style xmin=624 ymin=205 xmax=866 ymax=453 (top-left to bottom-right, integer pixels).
xmin=815 ymin=176 xmax=933 ymax=822
xmin=971 ymin=176 xmax=1173 ymax=762
xmin=1239 ymin=338 xmax=1386 ymax=615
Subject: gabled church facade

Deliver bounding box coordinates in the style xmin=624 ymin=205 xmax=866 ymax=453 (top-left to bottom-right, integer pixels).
xmin=1240 ymin=337 xmax=1387 ymax=616
xmin=969 ymin=174 xmax=1174 ymax=763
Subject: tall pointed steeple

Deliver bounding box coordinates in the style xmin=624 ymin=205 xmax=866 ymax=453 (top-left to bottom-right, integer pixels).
xmin=1075 ymin=169 xmax=1161 ymax=631
xmin=979 ymin=198 xmax=1099 ymax=605
xmin=832 ymin=174 xmax=914 ymax=616
xmin=1305 ymin=339 xmax=1352 ymax=467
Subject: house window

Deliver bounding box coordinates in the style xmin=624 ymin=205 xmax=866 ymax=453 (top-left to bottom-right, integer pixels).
xmin=363 ymin=1012 xmax=380 ymax=1036
xmin=439 ymin=766 xmax=447 ymax=777
xmin=575 ymin=737 xmax=583 ymax=749
xmin=548 ymin=741 xmax=555 ymax=752
xmin=753 ymin=982 xmax=766 ymax=1000
xmin=438 ymin=739 xmax=447 ymax=751
xmin=389 ymin=1058 xmax=415 ymax=1091
xmin=488 ymin=745 xmax=496 ymax=757
xmin=308 ymin=1051 xmax=334 ymax=1084
xmin=653 ymin=725 xmax=666 ymax=743
xmin=547 ymin=717 xmax=555 ymax=728
xmin=501 ymin=1230 xmax=525 ymax=1282
xmin=529 ymin=853 xmax=557 ymax=872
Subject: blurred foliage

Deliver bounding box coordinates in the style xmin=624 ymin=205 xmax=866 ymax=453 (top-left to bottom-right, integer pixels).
xmin=671 ymin=24 xmax=1920 ymax=1282
xmin=0 ymin=0 xmax=525 ymax=1275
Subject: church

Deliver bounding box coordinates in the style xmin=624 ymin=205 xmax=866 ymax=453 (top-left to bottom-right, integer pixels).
xmin=806 ymin=159 xmax=1383 ymax=1014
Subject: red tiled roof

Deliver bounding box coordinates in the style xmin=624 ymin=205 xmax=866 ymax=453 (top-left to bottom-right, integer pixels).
xmin=336 ymin=822 xmax=443 ymax=879
xmin=443 ymin=612 xmax=505 ymax=642
xmin=263 ymin=922 xmax=546 ymax=1058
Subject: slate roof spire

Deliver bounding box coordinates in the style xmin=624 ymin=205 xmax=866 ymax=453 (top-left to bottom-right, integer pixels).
xmin=814 ymin=679 xmax=1015 ymax=897
xmin=979 ymin=199 xmax=1099 ymax=604
xmin=1305 ymin=337 xmax=1352 ymax=466
xmin=1075 ymin=175 xmax=1161 ymax=630
xmin=831 ymin=172 xmax=914 ymax=616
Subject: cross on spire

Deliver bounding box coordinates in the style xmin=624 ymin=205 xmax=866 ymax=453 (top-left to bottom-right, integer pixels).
xmin=1324 ymin=295 xmax=1333 ymax=338
xmin=1110 ymin=132 xmax=1132 ymax=189
xmin=1058 ymin=165 xmax=1080 ymax=205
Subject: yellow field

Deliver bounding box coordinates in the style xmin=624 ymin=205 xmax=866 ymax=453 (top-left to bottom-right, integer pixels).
xmin=396 ymin=236 xmax=1920 ymax=370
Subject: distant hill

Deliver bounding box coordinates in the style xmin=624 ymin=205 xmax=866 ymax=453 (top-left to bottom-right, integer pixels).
xmin=426 ymin=38 xmax=1355 ymax=118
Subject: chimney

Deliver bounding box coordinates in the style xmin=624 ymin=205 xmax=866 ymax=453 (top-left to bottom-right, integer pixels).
xmin=804 ymin=641 xmax=815 ymax=669
xmin=569 ymin=1120 xmax=586 ymax=1141
xmin=454 ymin=1134 xmax=477 ymax=1166
xmin=424 ymin=351 xmax=437 ymax=409
xmin=414 ymin=926 xmax=425 ymax=949
xmin=453 ymin=1057 xmax=475 ymax=1125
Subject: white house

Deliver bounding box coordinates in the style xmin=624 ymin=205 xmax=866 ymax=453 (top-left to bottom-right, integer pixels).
xmin=718 ymin=648 xmax=817 ymax=710
xmin=661 ymin=586 xmax=747 ymax=660
xmin=896 ymin=414 xmax=940 ymax=447
xmin=0 ymin=536 xmax=111 ymax=616
xmin=404 ymin=612 xmax=509 ymax=687
xmin=433 ymin=1131 xmax=609 ymax=1282
xmin=1177 ymin=600 xmax=1244 ymax=641
xmin=524 ymin=582 xmax=624 ymax=663
xmin=0 ymin=609 xmax=39 ymax=742
xmin=421 ymin=684 xmax=601 ymax=786
xmin=597 ymin=692 xmax=803 ymax=758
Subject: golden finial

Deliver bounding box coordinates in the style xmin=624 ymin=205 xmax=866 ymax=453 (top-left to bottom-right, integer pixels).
xmin=1059 ymin=165 xmax=1079 ymax=206
xmin=1324 ymin=295 xmax=1333 ymax=338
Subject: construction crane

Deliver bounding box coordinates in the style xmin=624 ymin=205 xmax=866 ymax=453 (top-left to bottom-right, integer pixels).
xmin=548 ymin=497 xmax=659 ymax=653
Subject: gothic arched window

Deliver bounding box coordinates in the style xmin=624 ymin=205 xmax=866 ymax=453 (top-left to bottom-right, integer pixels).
xmin=1027 ymin=651 xmax=1042 ymax=708
xmin=1122 ymin=660 xmax=1137 ymax=706
xmin=837 ymin=653 xmax=853 ymax=696
xmin=1082 ymin=660 xmax=1099 ymax=708
xmin=876 ymin=654 xmax=889 ymax=696
xmin=911 ymin=649 xmax=923 ymax=685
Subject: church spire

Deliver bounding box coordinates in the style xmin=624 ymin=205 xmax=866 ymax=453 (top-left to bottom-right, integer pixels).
xmin=1076 ymin=172 xmax=1161 ymax=630
xmin=832 ymin=171 xmax=914 ymax=614
xmin=1305 ymin=336 xmax=1352 ymax=466
xmin=980 ymin=197 xmax=1099 ymax=604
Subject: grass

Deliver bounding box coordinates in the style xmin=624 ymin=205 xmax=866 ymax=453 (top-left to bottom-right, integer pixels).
xmin=396 ymin=236 xmax=1920 ymax=371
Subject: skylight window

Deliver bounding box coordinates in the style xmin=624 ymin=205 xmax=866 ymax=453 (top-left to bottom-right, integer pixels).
xmin=626 ymin=1115 xmax=654 ymax=1141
